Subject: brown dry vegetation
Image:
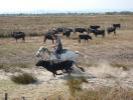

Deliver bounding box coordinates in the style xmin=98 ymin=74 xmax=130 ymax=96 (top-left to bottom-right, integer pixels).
xmin=0 ymin=15 xmax=133 ymax=36
xmin=0 ymin=15 xmax=133 ymax=99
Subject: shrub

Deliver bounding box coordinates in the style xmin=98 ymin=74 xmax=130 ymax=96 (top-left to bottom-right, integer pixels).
xmin=11 ymin=72 xmax=38 ymax=84
xmin=66 ymin=76 xmax=88 ymax=97
xmin=0 ymin=33 xmax=11 ymax=38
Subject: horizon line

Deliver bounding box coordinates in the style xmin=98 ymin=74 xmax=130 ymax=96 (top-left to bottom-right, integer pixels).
xmin=0 ymin=10 xmax=133 ymax=15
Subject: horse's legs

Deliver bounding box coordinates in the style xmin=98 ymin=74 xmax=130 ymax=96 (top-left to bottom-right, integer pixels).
xmin=73 ymin=62 xmax=85 ymax=72
xmin=78 ymin=67 xmax=85 ymax=72
xmin=65 ymin=69 xmax=72 ymax=75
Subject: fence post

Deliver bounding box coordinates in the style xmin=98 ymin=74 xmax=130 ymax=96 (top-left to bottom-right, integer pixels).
xmin=22 ymin=96 xmax=26 ymax=100
xmin=4 ymin=93 xmax=8 ymax=100
xmin=58 ymin=96 xmax=61 ymax=100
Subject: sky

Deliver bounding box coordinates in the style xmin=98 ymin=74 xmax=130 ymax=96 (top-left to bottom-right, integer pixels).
xmin=0 ymin=0 xmax=133 ymax=14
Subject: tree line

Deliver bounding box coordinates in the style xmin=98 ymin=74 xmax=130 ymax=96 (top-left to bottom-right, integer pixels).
xmin=0 ymin=11 xmax=133 ymax=16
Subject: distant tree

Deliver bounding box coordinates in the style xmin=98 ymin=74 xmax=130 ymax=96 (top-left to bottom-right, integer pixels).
xmin=105 ymin=11 xmax=133 ymax=15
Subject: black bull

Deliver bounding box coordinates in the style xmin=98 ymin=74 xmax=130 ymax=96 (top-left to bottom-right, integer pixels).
xmin=11 ymin=32 xmax=25 ymax=42
xmin=113 ymin=24 xmax=121 ymax=29
xmin=90 ymin=25 xmax=100 ymax=29
xmin=44 ymin=30 xmax=58 ymax=44
xmin=78 ymin=34 xmax=92 ymax=43
xmin=36 ymin=60 xmax=84 ymax=77
xmin=107 ymin=27 xmax=116 ymax=35
xmin=63 ymin=29 xmax=73 ymax=38
xmin=75 ymin=28 xmax=87 ymax=33
xmin=89 ymin=29 xmax=105 ymax=38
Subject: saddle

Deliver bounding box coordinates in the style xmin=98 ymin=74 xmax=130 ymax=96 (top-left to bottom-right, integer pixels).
xmin=51 ymin=49 xmax=68 ymax=63
xmin=59 ymin=49 xmax=67 ymax=54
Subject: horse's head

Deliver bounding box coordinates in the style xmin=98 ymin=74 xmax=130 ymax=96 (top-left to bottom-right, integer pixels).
xmin=75 ymin=51 xmax=84 ymax=56
xmin=36 ymin=46 xmax=50 ymax=58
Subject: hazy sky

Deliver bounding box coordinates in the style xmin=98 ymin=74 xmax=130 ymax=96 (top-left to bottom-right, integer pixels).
xmin=0 ymin=0 xmax=133 ymax=13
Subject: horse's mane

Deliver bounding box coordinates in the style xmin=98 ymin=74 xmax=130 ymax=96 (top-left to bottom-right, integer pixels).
xmin=39 ymin=46 xmax=51 ymax=54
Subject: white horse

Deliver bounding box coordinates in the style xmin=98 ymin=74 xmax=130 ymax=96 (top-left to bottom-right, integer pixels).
xmin=36 ymin=46 xmax=80 ymax=62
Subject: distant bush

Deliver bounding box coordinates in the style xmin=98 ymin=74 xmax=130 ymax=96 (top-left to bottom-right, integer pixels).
xmin=105 ymin=11 xmax=133 ymax=15
xmin=0 ymin=34 xmax=11 ymax=38
xmin=11 ymin=73 xmax=38 ymax=84
xmin=0 ymin=32 xmax=44 ymax=38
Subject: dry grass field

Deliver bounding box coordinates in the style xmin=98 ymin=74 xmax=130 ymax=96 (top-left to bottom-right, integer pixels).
xmin=0 ymin=15 xmax=133 ymax=36
xmin=0 ymin=15 xmax=133 ymax=99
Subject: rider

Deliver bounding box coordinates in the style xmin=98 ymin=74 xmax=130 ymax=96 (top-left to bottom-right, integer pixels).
xmin=52 ymin=34 xmax=63 ymax=59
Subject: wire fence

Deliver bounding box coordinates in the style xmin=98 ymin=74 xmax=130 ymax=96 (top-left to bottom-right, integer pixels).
xmin=2 ymin=93 xmax=71 ymax=100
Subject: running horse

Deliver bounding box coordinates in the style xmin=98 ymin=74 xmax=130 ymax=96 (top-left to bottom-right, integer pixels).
xmin=36 ymin=46 xmax=80 ymax=62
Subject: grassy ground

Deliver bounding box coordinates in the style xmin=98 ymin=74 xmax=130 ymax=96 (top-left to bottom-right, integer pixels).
xmin=0 ymin=15 xmax=133 ymax=36
xmin=0 ymin=15 xmax=133 ymax=99
xmin=0 ymin=30 xmax=133 ymax=71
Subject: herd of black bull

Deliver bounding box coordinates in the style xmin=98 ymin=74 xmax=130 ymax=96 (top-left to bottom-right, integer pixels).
xmin=11 ymin=24 xmax=121 ymax=43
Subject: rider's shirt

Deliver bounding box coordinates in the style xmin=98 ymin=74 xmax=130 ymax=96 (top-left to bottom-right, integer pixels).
xmin=54 ymin=36 xmax=63 ymax=54
xmin=55 ymin=36 xmax=62 ymax=48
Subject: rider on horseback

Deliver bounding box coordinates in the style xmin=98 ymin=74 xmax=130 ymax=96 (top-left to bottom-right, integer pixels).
xmin=52 ymin=34 xmax=63 ymax=60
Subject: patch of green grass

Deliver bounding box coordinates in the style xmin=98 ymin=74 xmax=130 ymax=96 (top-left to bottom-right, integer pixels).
xmin=11 ymin=72 xmax=38 ymax=85
xmin=0 ymin=33 xmax=11 ymax=38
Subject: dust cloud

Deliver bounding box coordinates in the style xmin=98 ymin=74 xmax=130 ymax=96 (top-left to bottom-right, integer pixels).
xmin=89 ymin=60 xmax=128 ymax=78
